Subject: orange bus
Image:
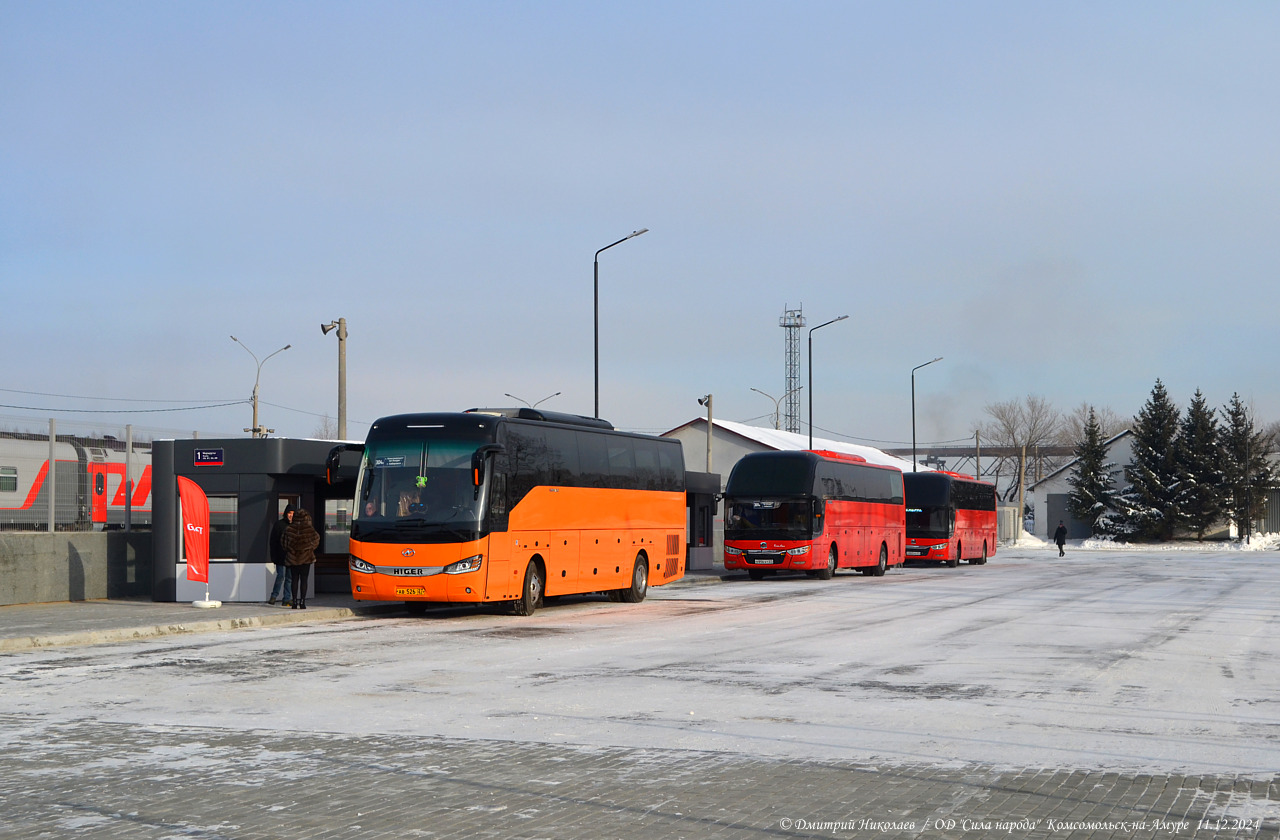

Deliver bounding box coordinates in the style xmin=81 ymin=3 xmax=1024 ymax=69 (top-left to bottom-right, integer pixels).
xmin=333 ymin=409 xmax=686 ymax=615
xmin=903 ymin=470 xmax=996 ymax=567
xmin=723 ymin=450 xmax=905 ymax=580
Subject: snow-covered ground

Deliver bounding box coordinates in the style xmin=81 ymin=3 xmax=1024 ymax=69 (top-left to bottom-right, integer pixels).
xmin=1019 ymin=531 xmax=1280 ymax=553
xmin=1 ymin=545 xmax=1277 ymax=777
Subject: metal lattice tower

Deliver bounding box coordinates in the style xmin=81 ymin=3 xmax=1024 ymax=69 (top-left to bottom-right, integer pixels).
xmin=779 ymin=305 xmax=805 ymax=433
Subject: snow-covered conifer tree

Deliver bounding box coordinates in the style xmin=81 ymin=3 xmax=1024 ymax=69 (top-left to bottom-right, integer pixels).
xmin=1117 ymin=379 xmax=1182 ymax=540
xmin=1066 ymin=407 xmax=1116 ymax=535
xmin=1174 ymin=389 xmax=1223 ymax=540
xmin=1221 ymin=393 xmax=1276 ymax=541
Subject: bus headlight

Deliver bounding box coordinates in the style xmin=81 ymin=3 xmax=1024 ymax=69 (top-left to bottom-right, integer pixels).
xmin=786 ymin=546 xmax=811 ymax=555
xmin=350 ymin=557 xmax=375 ymax=574
xmin=444 ymin=555 xmax=483 ymax=575
xmin=724 ymin=546 xmax=743 ymax=555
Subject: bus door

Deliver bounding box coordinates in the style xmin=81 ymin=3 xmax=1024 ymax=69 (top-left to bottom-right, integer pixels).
xmin=482 ymin=452 xmax=516 ymax=601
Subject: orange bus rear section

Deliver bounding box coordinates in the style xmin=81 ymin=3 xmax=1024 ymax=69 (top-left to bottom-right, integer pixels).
xmin=350 ymin=487 xmax=685 ymax=604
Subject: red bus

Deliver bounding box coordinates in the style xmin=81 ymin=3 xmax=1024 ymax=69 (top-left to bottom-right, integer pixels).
xmin=723 ymin=450 xmax=905 ymax=580
xmin=334 ymin=408 xmax=687 ymax=616
xmin=903 ymin=470 xmax=996 ymax=567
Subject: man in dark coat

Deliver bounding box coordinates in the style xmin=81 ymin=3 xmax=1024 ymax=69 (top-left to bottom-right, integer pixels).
xmin=1053 ymin=521 xmax=1068 ymax=557
xmin=268 ymin=505 xmax=293 ymax=605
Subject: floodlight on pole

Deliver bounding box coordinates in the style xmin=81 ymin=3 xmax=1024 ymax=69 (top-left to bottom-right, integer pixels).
xmin=594 ymin=228 xmax=648 ymax=419
xmin=698 ymin=394 xmax=713 ymax=472
xmin=320 ymin=318 xmax=347 ymax=440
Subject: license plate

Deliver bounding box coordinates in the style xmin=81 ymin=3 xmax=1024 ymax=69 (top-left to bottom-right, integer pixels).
xmin=396 ymin=587 xmax=427 ymax=596
xmin=749 ymin=557 xmax=777 ymax=565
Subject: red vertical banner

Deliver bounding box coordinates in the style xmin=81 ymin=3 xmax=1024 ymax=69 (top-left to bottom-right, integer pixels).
xmin=176 ymin=476 xmax=210 ymax=584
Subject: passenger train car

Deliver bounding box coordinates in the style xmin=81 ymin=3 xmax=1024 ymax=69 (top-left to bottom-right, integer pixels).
xmin=0 ymin=432 xmax=153 ymax=530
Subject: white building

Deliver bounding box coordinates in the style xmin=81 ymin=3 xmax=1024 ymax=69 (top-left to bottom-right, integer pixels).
xmin=661 ymin=417 xmax=918 ymax=492
xmin=1026 ymin=430 xmax=1133 ymax=540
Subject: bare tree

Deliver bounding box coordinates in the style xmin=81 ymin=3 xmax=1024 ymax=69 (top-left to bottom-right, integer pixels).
xmin=313 ymin=414 xmax=337 ymax=439
xmin=1058 ymin=402 xmax=1127 ymax=448
xmin=979 ymin=395 xmax=1062 ymax=502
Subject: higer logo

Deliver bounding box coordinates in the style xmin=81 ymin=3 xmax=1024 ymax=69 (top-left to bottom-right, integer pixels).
xmin=186 ymin=523 xmax=204 ymax=535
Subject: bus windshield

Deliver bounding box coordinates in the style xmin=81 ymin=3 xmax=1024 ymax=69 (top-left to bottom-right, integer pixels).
xmin=726 ymin=499 xmax=814 ymax=540
xmin=904 ymin=473 xmax=954 ymax=539
xmin=905 ymin=504 xmax=953 ymax=539
xmin=352 ymin=435 xmax=485 ymax=542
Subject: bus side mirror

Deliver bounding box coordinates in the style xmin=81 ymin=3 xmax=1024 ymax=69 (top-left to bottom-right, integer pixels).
xmin=471 ymin=444 xmax=505 ymax=487
xmin=325 ymin=443 xmax=364 ymax=487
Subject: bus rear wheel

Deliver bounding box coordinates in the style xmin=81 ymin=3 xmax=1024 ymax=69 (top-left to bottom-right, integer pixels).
xmin=618 ymin=555 xmax=648 ymax=602
xmin=513 ymin=561 xmax=544 ymax=616
xmin=970 ymin=542 xmax=988 ymax=565
xmin=871 ymin=544 xmax=888 ymax=577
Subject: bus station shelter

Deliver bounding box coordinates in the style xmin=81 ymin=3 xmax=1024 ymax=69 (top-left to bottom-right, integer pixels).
xmin=151 ymin=438 xmax=357 ymax=603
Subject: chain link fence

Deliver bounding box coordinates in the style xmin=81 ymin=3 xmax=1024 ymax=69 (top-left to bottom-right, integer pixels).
xmin=0 ymin=413 xmax=241 ymax=532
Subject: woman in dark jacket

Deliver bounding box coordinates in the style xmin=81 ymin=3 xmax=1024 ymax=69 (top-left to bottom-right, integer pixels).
xmin=284 ymin=508 xmax=321 ymax=609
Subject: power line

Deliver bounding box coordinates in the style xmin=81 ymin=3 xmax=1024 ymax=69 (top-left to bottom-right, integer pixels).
xmin=0 ymin=387 xmax=243 ymax=404
xmin=0 ymin=401 xmax=248 ymax=415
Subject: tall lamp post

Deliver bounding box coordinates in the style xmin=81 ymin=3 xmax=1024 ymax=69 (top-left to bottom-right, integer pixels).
xmin=230 ymin=336 xmax=291 ymax=438
xmin=911 ymin=356 xmax=943 ymax=471
xmin=594 ymin=228 xmax=648 ymax=419
xmin=807 ymin=315 xmax=848 ymax=449
xmin=321 ymin=318 xmax=347 ymax=439
xmin=751 ymin=386 xmax=802 ymax=430
xmin=506 ymin=391 xmax=561 ymax=409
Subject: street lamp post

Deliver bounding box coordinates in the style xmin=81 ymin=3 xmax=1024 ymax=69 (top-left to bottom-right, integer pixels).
xmin=911 ymin=356 xmax=943 ymax=471
xmin=594 ymin=228 xmax=648 ymax=419
xmin=321 ymin=318 xmax=347 ymax=439
xmin=230 ymin=336 xmax=291 ymax=438
xmin=751 ymin=386 xmax=802 ymax=430
xmin=807 ymin=315 xmax=848 ymax=449
xmin=505 ymin=391 xmax=561 ymax=409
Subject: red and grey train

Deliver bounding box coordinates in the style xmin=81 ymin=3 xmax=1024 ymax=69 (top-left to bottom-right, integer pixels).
xmin=0 ymin=432 xmax=153 ymax=530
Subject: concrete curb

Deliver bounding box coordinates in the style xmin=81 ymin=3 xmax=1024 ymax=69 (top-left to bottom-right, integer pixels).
xmin=0 ymin=571 xmax=729 ymax=653
xmin=0 ymin=604 xmax=403 ymax=653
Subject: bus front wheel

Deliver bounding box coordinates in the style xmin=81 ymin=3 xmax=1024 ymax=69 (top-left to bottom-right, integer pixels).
xmin=947 ymin=544 xmax=961 ymax=568
xmin=513 ymin=561 xmax=544 ymax=616
xmin=618 ymin=555 xmax=648 ymax=603
xmin=815 ymin=545 xmax=836 ymax=580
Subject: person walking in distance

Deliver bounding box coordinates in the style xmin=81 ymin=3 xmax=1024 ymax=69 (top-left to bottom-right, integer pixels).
xmin=284 ymin=507 xmax=321 ymax=609
xmin=268 ymin=505 xmax=294 ymax=606
xmin=1053 ymin=520 xmax=1068 ymax=557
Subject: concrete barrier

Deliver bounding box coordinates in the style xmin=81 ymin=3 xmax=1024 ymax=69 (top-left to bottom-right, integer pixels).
xmin=0 ymin=532 xmax=152 ymax=606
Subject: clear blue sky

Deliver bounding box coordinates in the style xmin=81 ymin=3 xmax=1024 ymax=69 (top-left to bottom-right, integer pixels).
xmin=3 ymin=2 xmax=1277 ymax=445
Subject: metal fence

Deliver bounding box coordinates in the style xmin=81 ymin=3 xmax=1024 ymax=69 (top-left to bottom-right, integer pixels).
xmin=997 ymin=503 xmax=1022 ymax=544
xmin=0 ymin=413 xmax=240 ymax=533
